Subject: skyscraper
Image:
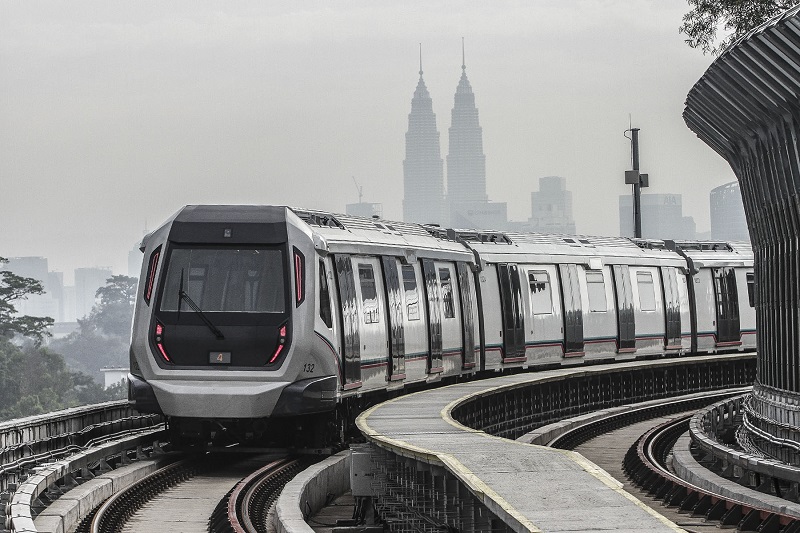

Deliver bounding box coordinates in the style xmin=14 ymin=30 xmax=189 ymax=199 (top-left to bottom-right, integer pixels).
xmin=74 ymin=267 xmax=112 ymax=320
xmin=619 ymin=194 xmax=696 ymax=240
xmin=710 ymin=181 xmax=749 ymax=242
xmin=403 ymin=49 xmax=444 ymax=225
xmin=447 ymin=42 xmax=487 ymax=208
xmin=446 ymin=41 xmax=507 ymax=230
xmin=529 ymin=176 xmax=576 ymax=234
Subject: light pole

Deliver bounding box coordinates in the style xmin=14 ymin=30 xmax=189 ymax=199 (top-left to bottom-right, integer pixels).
xmin=624 ymin=127 xmax=649 ymax=238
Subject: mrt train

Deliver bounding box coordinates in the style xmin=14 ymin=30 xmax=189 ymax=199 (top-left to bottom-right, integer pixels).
xmin=128 ymin=205 xmax=755 ymax=445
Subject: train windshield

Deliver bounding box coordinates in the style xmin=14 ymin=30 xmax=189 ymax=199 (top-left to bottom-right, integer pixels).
xmin=159 ymin=247 xmax=286 ymax=313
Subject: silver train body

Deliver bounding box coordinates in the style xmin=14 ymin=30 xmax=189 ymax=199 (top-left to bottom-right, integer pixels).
xmin=128 ymin=206 xmax=755 ymax=440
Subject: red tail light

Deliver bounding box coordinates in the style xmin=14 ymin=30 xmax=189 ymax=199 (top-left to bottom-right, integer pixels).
xmin=153 ymin=321 xmax=171 ymax=363
xmin=270 ymin=323 xmax=288 ymax=363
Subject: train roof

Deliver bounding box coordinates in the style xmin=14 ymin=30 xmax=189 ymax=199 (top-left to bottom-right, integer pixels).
xmin=289 ymin=207 xmax=473 ymax=261
xmin=153 ymin=206 xmax=753 ymax=270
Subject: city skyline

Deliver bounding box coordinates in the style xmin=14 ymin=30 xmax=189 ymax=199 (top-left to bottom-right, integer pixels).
xmin=1 ymin=2 xmax=739 ymax=278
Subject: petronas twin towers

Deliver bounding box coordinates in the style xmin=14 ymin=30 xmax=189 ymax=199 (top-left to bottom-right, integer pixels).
xmin=403 ymin=44 xmax=504 ymax=229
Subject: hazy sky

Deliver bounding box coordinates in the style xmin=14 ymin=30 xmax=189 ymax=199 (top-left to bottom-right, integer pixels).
xmin=0 ymin=1 xmax=734 ymax=283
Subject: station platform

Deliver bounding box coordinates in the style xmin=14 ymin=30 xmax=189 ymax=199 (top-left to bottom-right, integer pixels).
xmin=357 ymin=365 xmax=687 ymax=532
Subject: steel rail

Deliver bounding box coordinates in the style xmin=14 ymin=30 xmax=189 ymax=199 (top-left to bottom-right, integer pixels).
xmin=624 ymin=416 xmax=800 ymax=532
xmin=209 ymin=456 xmax=306 ymax=533
xmin=86 ymin=457 xmax=199 ymax=533
xmin=548 ymin=389 xmax=744 ymax=450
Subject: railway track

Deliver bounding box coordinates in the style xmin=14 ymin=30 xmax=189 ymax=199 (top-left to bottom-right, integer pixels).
xmin=69 ymin=452 xmax=310 ymax=533
xmin=623 ymin=415 xmax=800 ymax=532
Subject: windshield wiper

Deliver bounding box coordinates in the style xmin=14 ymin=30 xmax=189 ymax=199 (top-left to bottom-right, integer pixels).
xmin=178 ymin=269 xmax=225 ymax=340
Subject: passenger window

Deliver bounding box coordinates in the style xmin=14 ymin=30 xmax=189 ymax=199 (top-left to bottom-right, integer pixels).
xmin=746 ymin=271 xmax=755 ymax=308
xmin=637 ymin=271 xmax=656 ymax=311
xmin=586 ymin=271 xmax=607 ymax=312
xmin=358 ymin=263 xmax=379 ymax=324
xmin=319 ymin=260 xmax=332 ymax=328
xmin=439 ymin=268 xmax=455 ymax=319
xmin=402 ymin=265 xmax=420 ymax=320
xmin=528 ymin=270 xmax=553 ymax=315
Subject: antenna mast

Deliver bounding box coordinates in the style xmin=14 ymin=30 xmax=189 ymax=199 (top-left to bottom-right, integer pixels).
xmin=352 ymin=176 xmax=363 ymax=204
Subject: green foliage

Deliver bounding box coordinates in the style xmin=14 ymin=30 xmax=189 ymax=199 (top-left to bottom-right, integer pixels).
xmin=0 ymin=260 xmax=131 ymax=421
xmin=0 ymin=338 xmax=124 ymax=421
xmin=90 ymin=275 xmax=137 ymax=338
xmin=49 ymin=275 xmax=136 ymax=381
xmin=680 ymin=0 xmax=799 ymax=55
xmin=0 ymin=256 xmax=54 ymax=345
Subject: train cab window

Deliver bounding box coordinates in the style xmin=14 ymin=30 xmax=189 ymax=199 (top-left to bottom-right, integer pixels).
xmin=439 ymin=268 xmax=455 ymax=319
xmin=358 ymin=263 xmax=379 ymax=324
xmin=528 ymin=270 xmax=553 ymax=315
xmin=159 ymin=248 xmax=286 ymax=313
xmin=747 ymin=271 xmax=755 ymax=307
xmin=319 ymin=260 xmax=332 ymax=328
xmin=402 ymin=265 xmax=420 ymax=320
xmin=586 ymin=271 xmax=607 ymax=312
xmin=637 ymin=271 xmax=656 ymax=311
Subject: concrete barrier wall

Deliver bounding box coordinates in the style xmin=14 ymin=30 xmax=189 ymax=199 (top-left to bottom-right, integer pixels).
xmin=272 ymin=451 xmax=350 ymax=533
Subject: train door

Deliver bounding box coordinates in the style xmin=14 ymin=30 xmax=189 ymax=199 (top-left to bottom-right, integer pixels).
xmin=660 ymin=267 xmax=682 ymax=350
xmin=693 ymin=268 xmax=717 ymax=352
xmin=354 ymin=258 xmax=389 ymax=385
xmin=582 ymin=266 xmax=617 ymax=359
xmin=524 ymin=265 xmax=563 ymax=364
xmin=612 ymin=265 xmax=636 ymax=353
xmin=437 ymin=262 xmax=463 ymax=372
xmin=497 ymin=263 xmax=526 ymax=362
xmin=456 ymin=262 xmax=477 ymax=369
xmin=381 ymin=257 xmax=405 ymax=380
xmin=558 ymin=264 xmax=584 ymax=356
xmin=739 ymin=268 xmax=756 ymax=349
xmin=421 ymin=259 xmax=443 ymax=373
xmin=713 ymin=267 xmax=741 ymax=346
xmin=399 ymin=262 xmax=428 ymax=381
xmin=334 ymin=254 xmax=361 ymax=389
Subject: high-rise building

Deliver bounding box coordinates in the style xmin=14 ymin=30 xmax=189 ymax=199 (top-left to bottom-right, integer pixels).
xmin=447 ymin=45 xmax=487 ymax=206
xmin=619 ymin=194 xmax=696 ymax=240
xmin=2 ymin=257 xmax=60 ymax=321
xmin=346 ymin=202 xmax=383 ymax=219
xmin=710 ymin=181 xmax=749 ymax=242
xmin=74 ymin=267 xmax=112 ymax=320
xmin=403 ymin=50 xmax=445 ymax=225
xmin=445 ymin=42 xmax=507 ymax=230
xmin=529 ymin=176 xmax=576 ymax=234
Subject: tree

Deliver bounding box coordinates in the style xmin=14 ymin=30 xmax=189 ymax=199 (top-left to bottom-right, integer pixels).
xmin=91 ymin=275 xmax=138 ymax=338
xmin=0 ymin=257 xmax=54 ymax=345
xmin=680 ymin=0 xmax=799 ymax=55
xmin=49 ymin=275 xmax=137 ymax=381
xmin=0 ymin=338 xmax=125 ymax=421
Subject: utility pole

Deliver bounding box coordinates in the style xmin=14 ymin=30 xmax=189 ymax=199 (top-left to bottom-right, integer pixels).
xmin=624 ymin=127 xmax=649 ymax=238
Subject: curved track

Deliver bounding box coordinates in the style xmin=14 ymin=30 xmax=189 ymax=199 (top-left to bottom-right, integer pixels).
xmin=624 ymin=416 xmax=800 ymax=532
xmin=71 ymin=453 xmax=299 ymax=533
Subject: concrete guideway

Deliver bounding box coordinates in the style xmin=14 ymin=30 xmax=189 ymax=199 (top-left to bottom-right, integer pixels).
xmin=354 ymin=355 xmax=754 ymax=532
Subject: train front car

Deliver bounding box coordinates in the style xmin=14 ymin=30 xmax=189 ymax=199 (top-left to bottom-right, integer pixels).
xmin=128 ymin=205 xmax=337 ymax=446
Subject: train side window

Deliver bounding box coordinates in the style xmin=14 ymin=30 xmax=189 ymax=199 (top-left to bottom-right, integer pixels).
xmin=586 ymin=271 xmax=607 ymax=312
xmin=439 ymin=268 xmax=455 ymax=319
xmin=637 ymin=271 xmax=656 ymax=311
xmin=401 ymin=265 xmax=420 ymax=320
xmin=319 ymin=259 xmax=332 ymax=328
xmin=528 ymin=270 xmax=553 ymax=314
xmin=358 ymin=263 xmax=379 ymax=324
xmin=746 ymin=271 xmax=755 ymax=307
